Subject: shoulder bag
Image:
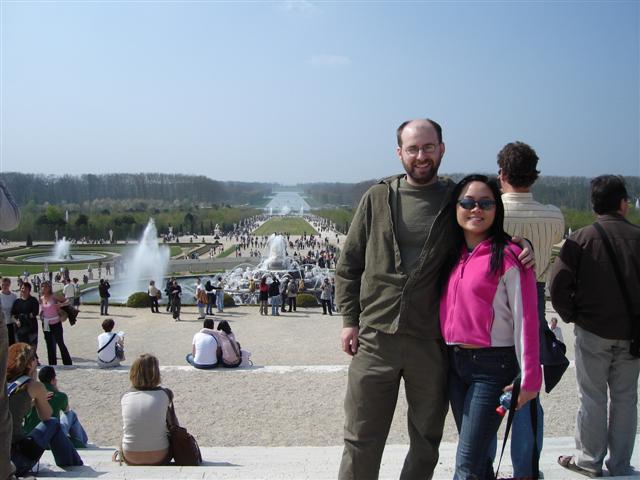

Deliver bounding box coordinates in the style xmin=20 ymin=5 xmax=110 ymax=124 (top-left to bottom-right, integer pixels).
xmin=162 ymin=388 xmax=202 ymax=465
xmin=593 ymin=222 xmax=640 ymax=358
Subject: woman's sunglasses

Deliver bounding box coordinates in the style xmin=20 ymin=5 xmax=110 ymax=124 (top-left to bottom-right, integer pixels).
xmin=457 ymin=199 xmax=496 ymax=211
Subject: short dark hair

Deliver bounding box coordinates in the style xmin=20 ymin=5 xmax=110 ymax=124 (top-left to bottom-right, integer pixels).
xmin=591 ymin=175 xmax=628 ymax=214
xmin=38 ymin=365 xmax=56 ymax=384
xmin=497 ymin=141 xmax=540 ymax=188
xmin=102 ymin=318 xmax=115 ymax=332
xmin=21 ymin=282 xmax=31 ymax=292
xmin=396 ymin=118 xmax=443 ymax=146
xmin=203 ymin=318 xmax=214 ymax=329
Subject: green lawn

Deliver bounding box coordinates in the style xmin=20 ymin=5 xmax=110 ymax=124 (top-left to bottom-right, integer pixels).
xmin=253 ymin=217 xmax=318 ymax=236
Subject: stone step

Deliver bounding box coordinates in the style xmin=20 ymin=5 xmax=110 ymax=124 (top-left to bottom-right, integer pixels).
xmin=31 ymin=436 xmax=639 ymax=479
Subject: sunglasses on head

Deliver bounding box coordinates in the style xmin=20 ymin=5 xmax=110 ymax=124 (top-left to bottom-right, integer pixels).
xmin=457 ymin=199 xmax=496 ymax=211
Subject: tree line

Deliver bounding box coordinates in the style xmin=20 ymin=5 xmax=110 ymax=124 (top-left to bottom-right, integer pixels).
xmin=2 ymin=173 xmax=273 ymax=207
xmin=302 ymin=175 xmax=640 ymax=210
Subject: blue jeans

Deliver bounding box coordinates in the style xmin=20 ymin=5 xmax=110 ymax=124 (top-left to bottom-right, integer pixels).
xmin=270 ymin=296 xmax=280 ymax=315
xmin=185 ymin=353 xmax=218 ymax=369
xmin=489 ymin=283 xmax=547 ymax=476
xmin=510 ymin=398 xmax=543 ymax=475
xmin=448 ymin=346 xmax=519 ymax=480
xmin=100 ymin=297 xmax=108 ymax=315
xmin=13 ymin=418 xmax=83 ymax=475
xmin=216 ymin=290 xmax=224 ymax=312
xmin=60 ymin=410 xmax=88 ymax=447
xmin=206 ymin=293 xmax=215 ymax=315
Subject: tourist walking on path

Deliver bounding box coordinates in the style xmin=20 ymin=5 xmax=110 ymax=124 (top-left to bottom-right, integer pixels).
xmin=268 ymin=275 xmax=281 ymax=316
xmin=1 ymin=277 xmax=18 ymax=345
xmin=39 ymin=281 xmax=73 ymax=366
xmin=147 ymin=280 xmax=160 ymax=313
xmin=170 ymin=280 xmax=182 ymax=321
xmin=335 ymin=119 xmax=533 ymax=479
xmin=286 ymin=276 xmax=298 ymax=312
xmin=259 ymin=277 xmax=269 ymax=315
xmin=215 ymin=275 xmax=225 ymax=313
xmin=0 ymin=178 xmax=20 ymax=480
xmin=550 ymin=175 xmax=640 ymax=478
xmin=495 ymin=140 xmax=565 ymax=476
xmin=195 ymin=278 xmax=206 ymax=319
xmin=204 ymin=280 xmax=215 ymax=316
xmin=439 ymin=175 xmax=541 ymax=479
xmin=12 ymin=281 xmax=40 ymax=353
xmin=320 ymin=278 xmax=333 ymax=315
xmin=98 ymin=279 xmax=110 ymax=316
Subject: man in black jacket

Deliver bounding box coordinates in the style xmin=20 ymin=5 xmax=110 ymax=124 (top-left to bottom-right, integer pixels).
xmin=550 ymin=175 xmax=640 ymax=477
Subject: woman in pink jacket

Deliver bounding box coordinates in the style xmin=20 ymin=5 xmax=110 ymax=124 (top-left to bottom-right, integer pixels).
xmin=439 ymin=175 xmax=541 ymax=480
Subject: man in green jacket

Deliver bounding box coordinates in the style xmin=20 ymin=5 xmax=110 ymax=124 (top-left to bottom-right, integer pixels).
xmin=336 ymin=118 xmax=454 ymax=479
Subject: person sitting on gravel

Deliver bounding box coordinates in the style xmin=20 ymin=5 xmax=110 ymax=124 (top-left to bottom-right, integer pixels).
xmin=23 ymin=365 xmax=89 ymax=448
xmin=186 ymin=318 xmax=219 ymax=369
xmin=97 ymin=318 xmax=125 ymax=368
xmin=200 ymin=320 xmax=242 ymax=368
xmin=7 ymin=343 xmax=83 ymax=477
xmin=118 ymin=354 xmax=172 ymax=465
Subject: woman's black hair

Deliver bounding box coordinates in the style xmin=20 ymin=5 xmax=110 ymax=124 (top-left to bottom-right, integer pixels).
xmin=439 ymin=174 xmax=510 ymax=288
xmin=217 ymin=320 xmax=232 ymax=334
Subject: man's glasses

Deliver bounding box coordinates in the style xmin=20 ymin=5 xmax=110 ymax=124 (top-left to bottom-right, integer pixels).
xmin=457 ymin=199 xmax=496 ymax=211
xmin=404 ymin=144 xmax=438 ymax=156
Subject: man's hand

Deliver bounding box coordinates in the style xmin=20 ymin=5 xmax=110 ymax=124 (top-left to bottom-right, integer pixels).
xmin=512 ymin=235 xmax=535 ymax=269
xmin=341 ymin=327 xmax=359 ymax=356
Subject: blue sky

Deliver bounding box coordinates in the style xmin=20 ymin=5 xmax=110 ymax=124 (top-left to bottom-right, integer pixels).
xmin=1 ymin=1 xmax=638 ymax=183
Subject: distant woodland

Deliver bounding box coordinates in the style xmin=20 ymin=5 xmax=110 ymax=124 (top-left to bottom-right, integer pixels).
xmin=1 ymin=172 xmax=638 ymax=240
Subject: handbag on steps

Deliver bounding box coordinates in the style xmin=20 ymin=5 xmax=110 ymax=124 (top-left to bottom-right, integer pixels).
xmin=162 ymin=388 xmax=202 ymax=466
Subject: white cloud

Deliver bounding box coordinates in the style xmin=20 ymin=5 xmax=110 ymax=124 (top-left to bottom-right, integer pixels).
xmin=276 ymin=1 xmax=320 ymax=15
xmin=307 ymin=54 xmax=352 ymax=68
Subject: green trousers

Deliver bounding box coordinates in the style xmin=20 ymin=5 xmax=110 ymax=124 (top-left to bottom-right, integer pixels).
xmin=339 ymin=327 xmax=448 ymax=480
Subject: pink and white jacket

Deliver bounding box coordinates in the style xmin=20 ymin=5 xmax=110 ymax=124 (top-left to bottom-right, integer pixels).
xmin=440 ymin=239 xmax=542 ymax=392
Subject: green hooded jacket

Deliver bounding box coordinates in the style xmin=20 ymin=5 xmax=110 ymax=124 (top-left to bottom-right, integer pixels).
xmin=335 ymin=174 xmax=455 ymax=339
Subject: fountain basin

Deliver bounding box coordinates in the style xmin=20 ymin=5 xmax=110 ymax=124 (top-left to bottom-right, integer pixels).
xmin=23 ymin=253 xmax=109 ymax=263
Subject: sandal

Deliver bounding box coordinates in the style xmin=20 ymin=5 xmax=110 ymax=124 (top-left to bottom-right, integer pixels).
xmin=557 ymin=455 xmax=600 ymax=478
xmin=112 ymin=449 xmax=123 ymax=465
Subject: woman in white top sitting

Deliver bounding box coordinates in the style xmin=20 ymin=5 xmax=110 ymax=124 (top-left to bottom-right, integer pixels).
xmin=97 ymin=318 xmax=124 ymax=368
xmin=119 ymin=353 xmax=172 ymax=465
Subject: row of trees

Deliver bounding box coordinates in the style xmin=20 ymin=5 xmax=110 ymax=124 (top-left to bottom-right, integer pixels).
xmin=3 ymin=173 xmax=273 ymax=207
xmin=6 ymin=201 xmax=260 ymax=242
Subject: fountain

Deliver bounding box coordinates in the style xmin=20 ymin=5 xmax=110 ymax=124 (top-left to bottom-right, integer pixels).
xmin=219 ymin=233 xmax=330 ymax=305
xmin=119 ymin=219 xmax=170 ymax=297
xmin=53 ymin=237 xmax=72 ymax=259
